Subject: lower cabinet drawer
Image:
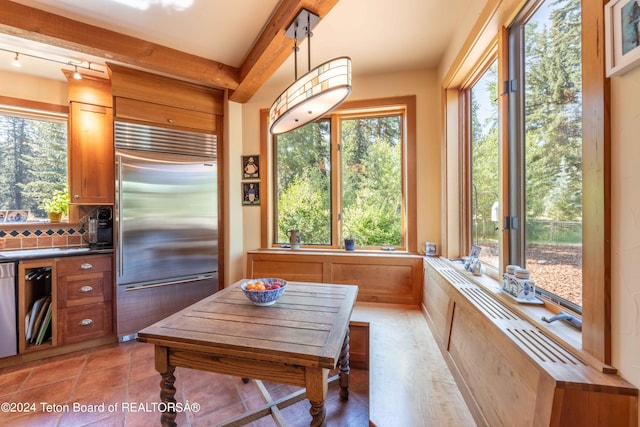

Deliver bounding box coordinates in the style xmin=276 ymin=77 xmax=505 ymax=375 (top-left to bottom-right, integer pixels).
xmin=58 ymin=303 xmax=113 ymax=345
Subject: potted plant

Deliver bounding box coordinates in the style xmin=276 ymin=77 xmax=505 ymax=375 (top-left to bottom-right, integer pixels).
xmin=40 ymin=188 xmax=69 ymax=222
xmin=343 ymin=223 xmax=357 ymax=251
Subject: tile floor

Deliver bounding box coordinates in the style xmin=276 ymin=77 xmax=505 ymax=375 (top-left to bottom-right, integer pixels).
xmin=0 ymin=340 xmax=369 ymax=426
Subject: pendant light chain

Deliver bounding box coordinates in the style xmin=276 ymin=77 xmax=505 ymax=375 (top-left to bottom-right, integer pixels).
xmin=293 ymin=21 xmax=300 ymax=80
xmin=306 ymin=14 xmax=313 ymax=72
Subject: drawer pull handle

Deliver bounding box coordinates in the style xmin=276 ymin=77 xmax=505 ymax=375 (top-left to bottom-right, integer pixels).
xmin=79 ymin=285 xmax=93 ymax=293
xmin=79 ymin=318 xmax=93 ymax=326
xmin=80 ymin=263 xmax=93 ymax=270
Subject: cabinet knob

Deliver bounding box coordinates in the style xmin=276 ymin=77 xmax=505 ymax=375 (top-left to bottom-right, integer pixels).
xmin=74 ymin=194 xmax=80 ymax=200
xmin=167 ymin=118 xmax=173 ymax=124
xmin=79 ymin=318 xmax=93 ymax=326
xmin=80 ymin=263 xmax=93 ymax=270
xmin=79 ymin=285 xmax=94 ymax=293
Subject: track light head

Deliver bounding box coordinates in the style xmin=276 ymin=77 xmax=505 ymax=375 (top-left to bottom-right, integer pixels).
xmin=11 ymin=52 xmax=21 ymax=68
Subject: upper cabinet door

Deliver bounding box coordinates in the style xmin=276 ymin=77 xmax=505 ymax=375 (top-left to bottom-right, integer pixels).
xmin=68 ymin=102 xmax=114 ymax=205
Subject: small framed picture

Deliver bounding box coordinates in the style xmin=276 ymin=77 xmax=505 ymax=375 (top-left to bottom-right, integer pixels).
xmin=606 ymin=0 xmax=640 ymax=76
xmin=0 ymin=210 xmax=7 ymax=222
xmin=242 ymin=155 xmax=260 ymax=179
xmin=6 ymin=210 xmax=28 ymax=223
xmin=242 ymin=182 xmax=260 ymax=206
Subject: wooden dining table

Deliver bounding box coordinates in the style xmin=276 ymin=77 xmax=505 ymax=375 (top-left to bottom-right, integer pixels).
xmin=137 ymin=280 xmax=358 ymax=427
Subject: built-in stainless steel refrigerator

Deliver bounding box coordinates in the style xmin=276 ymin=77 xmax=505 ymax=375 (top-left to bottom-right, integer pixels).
xmin=115 ymin=121 xmax=218 ymax=290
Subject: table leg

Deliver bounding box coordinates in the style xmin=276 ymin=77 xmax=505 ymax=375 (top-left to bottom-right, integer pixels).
xmin=338 ymin=328 xmax=351 ymax=400
xmin=156 ymin=346 xmax=177 ymax=427
xmin=306 ymin=367 xmax=328 ymax=427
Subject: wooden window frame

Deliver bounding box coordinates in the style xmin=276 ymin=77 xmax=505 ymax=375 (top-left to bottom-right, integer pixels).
xmin=444 ymin=0 xmax=610 ymax=367
xmin=259 ymin=96 xmax=417 ymax=253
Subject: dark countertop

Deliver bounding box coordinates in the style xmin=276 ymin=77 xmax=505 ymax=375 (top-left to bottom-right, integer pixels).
xmin=0 ymin=247 xmax=113 ymax=262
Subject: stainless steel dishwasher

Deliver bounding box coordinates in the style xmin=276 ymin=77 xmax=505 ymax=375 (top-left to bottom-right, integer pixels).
xmin=0 ymin=262 xmax=17 ymax=358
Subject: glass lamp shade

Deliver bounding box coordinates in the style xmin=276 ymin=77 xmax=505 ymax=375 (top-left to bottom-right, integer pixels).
xmin=269 ymin=56 xmax=351 ymax=135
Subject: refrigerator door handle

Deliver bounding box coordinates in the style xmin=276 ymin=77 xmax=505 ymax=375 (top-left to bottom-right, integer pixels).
xmin=123 ymin=273 xmax=217 ymax=291
xmin=116 ymin=154 xmax=124 ymax=279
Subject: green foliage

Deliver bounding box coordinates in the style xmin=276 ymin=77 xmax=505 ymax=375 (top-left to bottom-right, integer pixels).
xmin=524 ymin=0 xmax=582 ymax=222
xmin=274 ymin=114 xmax=403 ymax=248
xmin=39 ymin=187 xmax=69 ymax=214
xmin=0 ymin=113 xmax=67 ymax=218
xmin=275 ymin=121 xmax=331 ymax=244
xmin=277 ymin=173 xmax=330 ymax=244
xmin=470 ymin=61 xmax=500 ymax=248
xmin=470 ymin=0 xmax=582 ymax=254
xmin=342 ymin=116 xmax=402 ymax=246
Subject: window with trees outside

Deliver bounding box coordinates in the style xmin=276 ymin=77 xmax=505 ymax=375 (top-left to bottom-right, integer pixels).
xmin=470 ymin=60 xmax=499 ymax=271
xmin=0 ymin=107 xmax=68 ymax=222
xmin=507 ymin=0 xmax=582 ymax=311
xmin=467 ymin=0 xmax=582 ymax=311
xmin=273 ymin=103 xmax=407 ymax=250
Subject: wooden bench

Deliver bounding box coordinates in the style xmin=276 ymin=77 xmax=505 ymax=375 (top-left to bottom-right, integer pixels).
xmin=246 ymin=249 xmax=423 ymax=305
xmin=423 ymin=257 xmax=638 ymax=427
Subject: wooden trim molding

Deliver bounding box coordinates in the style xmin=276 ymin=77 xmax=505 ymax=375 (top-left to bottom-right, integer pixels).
xmin=0 ymin=95 xmax=68 ymax=115
xmin=581 ymin=0 xmax=611 ymax=364
xmin=259 ymin=96 xmax=418 ymax=252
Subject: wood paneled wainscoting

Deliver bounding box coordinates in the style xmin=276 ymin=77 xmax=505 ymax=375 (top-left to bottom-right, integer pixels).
xmin=423 ymin=257 xmax=638 ymax=427
xmin=246 ymin=249 xmax=423 ymax=305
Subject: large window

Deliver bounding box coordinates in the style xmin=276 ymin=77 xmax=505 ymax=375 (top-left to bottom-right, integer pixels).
xmin=465 ymin=0 xmax=582 ymax=310
xmin=271 ymin=100 xmax=410 ymax=250
xmin=455 ymin=0 xmax=606 ymax=363
xmin=274 ymin=120 xmax=332 ymax=245
xmin=469 ymin=60 xmax=500 ymax=271
xmin=0 ymin=106 xmax=67 ymax=222
xmin=508 ymin=0 xmax=582 ymax=310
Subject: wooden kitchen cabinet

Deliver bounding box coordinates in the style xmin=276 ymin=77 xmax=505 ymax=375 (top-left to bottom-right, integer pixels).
xmin=56 ymin=254 xmax=113 ymax=345
xmin=108 ymin=63 xmax=223 ymax=133
xmin=11 ymin=254 xmax=114 ymax=364
xmin=18 ymin=259 xmax=57 ymax=353
xmin=68 ymin=102 xmax=114 ymax=205
xmin=65 ymin=72 xmax=114 ymax=205
xmin=114 ymin=97 xmax=216 ymax=132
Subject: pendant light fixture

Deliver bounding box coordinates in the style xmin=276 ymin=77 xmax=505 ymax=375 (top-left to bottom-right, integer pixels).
xmin=269 ymin=9 xmax=352 ymax=135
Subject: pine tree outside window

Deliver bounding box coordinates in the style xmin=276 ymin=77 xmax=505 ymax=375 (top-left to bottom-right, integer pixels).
xmin=272 ymin=100 xmax=410 ymax=250
xmin=0 ymin=106 xmax=68 ymax=222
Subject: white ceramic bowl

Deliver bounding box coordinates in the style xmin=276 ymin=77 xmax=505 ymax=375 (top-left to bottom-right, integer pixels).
xmin=241 ymin=278 xmax=287 ymax=306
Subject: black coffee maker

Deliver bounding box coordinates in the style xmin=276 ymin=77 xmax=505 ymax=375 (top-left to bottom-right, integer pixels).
xmin=96 ymin=207 xmax=113 ymax=248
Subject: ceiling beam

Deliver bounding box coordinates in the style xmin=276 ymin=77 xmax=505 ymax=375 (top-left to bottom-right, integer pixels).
xmin=0 ymin=0 xmax=340 ymax=103
xmin=230 ymin=0 xmax=340 ymax=103
xmin=0 ymin=0 xmax=239 ymax=90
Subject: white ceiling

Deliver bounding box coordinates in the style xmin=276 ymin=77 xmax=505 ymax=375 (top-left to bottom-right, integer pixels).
xmin=0 ymin=0 xmax=478 ymax=99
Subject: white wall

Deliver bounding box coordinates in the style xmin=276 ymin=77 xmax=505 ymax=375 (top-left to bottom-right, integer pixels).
xmin=0 ymin=70 xmax=67 ymax=105
xmin=236 ymin=68 xmax=443 ymax=273
xmin=224 ymin=99 xmax=245 ymax=287
xmin=610 ymin=67 xmax=640 ymax=392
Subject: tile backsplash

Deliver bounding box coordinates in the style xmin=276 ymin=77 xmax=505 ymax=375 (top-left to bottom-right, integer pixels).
xmin=0 ymin=206 xmax=111 ymax=251
xmin=0 ymin=223 xmax=87 ymax=251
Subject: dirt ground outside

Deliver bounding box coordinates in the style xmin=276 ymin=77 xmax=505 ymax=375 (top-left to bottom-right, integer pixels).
xmin=481 ymin=243 xmax=582 ymax=306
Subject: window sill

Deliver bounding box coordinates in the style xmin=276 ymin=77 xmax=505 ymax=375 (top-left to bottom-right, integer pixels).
xmin=262 ymin=246 xmax=413 ymax=256
xmin=431 ymin=257 xmax=615 ymax=374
